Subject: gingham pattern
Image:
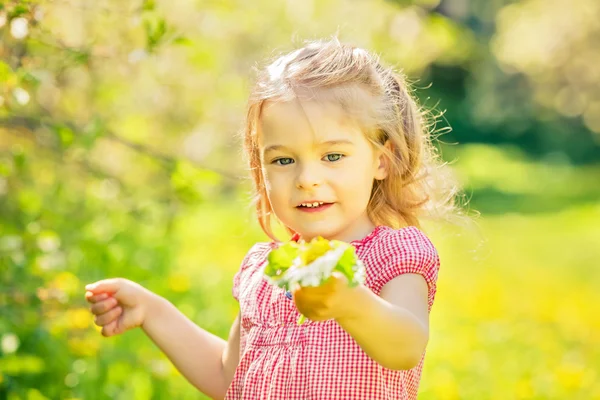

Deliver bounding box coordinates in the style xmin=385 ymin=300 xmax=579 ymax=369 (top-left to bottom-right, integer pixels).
xmin=226 ymin=225 xmax=440 ymax=400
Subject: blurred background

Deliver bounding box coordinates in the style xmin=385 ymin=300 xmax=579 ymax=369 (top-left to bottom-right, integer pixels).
xmin=1 ymin=0 xmax=599 ymax=399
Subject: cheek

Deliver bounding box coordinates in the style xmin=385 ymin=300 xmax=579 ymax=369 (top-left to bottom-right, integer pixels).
xmin=334 ymin=167 xmax=375 ymax=203
xmin=263 ymin=171 xmax=289 ymax=203
xmin=262 ymin=167 xmax=285 ymax=191
xmin=334 ymin=165 xmax=374 ymax=188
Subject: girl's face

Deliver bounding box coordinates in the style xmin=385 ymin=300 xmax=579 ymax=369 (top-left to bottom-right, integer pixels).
xmin=258 ymin=99 xmax=388 ymax=243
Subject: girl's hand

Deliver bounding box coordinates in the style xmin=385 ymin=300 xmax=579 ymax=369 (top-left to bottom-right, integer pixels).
xmin=84 ymin=278 xmax=153 ymax=337
xmin=292 ymin=272 xmax=358 ymax=322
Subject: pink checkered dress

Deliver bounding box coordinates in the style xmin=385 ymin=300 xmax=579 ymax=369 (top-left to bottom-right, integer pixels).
xmin=225 ymin=225 xmax=440 ymax=400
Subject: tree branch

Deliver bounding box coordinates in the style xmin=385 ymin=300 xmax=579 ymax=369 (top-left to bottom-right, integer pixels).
xmin=0 ymin=115 xmax=245 ymax=182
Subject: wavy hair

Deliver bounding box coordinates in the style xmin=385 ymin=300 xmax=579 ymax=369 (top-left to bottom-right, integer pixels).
xmin=242 ymin=38 xmax=468 ymax=241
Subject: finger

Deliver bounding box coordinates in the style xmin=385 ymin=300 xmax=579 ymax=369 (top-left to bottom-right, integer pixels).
xmin=94 ymin=306 xmax=122 ymax=326
xmin=85 ymin=292 xmax=109 ymax=303
xmin=90 ymin=297 xmax=118 ymax=315
xmin=291 ymin=287 xmax=305 ymax=301
xmin=295 ymin=285 xmax=328 ymax=298
xmin=293 ymin=287 xmax=324 ymax=303
xmin=101 ymin=319 xmax=120 ymax=337
xmin=308 ymin=313 xmax=328 ymax=322
xmin=85 ymin=279 xmax=122 ymax=295
xmin=330 ymin=271 xmax=349 ymax=284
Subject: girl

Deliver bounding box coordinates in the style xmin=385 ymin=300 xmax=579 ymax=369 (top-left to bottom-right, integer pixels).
xmin=85 ymin=38 xmax=463 ymax=400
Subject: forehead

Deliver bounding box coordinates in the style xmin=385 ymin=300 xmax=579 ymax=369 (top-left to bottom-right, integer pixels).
xmin=258 ymin=100 xmax=364 ymax=148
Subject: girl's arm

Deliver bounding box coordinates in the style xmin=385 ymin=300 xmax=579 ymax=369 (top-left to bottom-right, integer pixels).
xmin=335 ymin=273 xmax=430 ymax=370
xmin=86 ymin=278 xmax=240 ymax=398
xmin=221 ymin=312 xmax=241 ymax=388
xmin=142 ymin=293 xmax=240 ymax=399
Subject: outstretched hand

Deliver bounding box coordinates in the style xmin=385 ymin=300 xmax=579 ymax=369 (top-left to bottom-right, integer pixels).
xmin=292 ymin=272 xmax=359 ymax=322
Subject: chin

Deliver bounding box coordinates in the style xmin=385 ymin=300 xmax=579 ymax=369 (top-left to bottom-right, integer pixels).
xmin=296 ymin=225 xmax=340 ymax=241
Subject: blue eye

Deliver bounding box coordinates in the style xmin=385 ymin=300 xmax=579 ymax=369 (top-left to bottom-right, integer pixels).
xmin=324 ymin=153 xmax=344 ymax=162
xmin=273 ymin=158 xmax=294 ymax=165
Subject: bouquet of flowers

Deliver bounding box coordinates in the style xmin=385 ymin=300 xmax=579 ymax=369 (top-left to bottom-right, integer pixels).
xmin=264 ymin=236 xmax=366 ymax=324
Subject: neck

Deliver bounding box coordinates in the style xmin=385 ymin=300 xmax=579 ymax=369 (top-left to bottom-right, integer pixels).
xmin=294 ymin=217 xmax=377 ymax=243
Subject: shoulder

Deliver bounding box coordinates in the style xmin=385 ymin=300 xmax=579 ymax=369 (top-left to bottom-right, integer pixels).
xmin=232 ymin=241 xmax=275 ymax=301
xmin=368 ymin=225 xmax=439 ymax=264
xmin=240 ymin=241 xmax=275 ymax=270
xmin=362 ymin=226 xmax=441 ymax=298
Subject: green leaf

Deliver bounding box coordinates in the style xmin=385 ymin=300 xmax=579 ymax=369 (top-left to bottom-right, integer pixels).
xmin=0 ymin=61 xmax=14 ymax=83
xmin=17 ymin=188 xmax=42 ymax=215
xmin=142 ymin=0 xmax=156 ymax=11
xmin=81 ymin=117 xmax=104 ymax=149
xmin=0 ymin=158 xmax=13 ymax=177
xmin=335 ymin=245 xmax=357 ymax=282
xmin=55 ymin=125 xmax=75 ymax=148
xmin=265 ymin=242 xmax=298 ymax=276
xmin=70 ymin=49 xmax=90 ymax=65
xmin=12 ymin=146 xmax=26 ymax=169
xmin=172 ymin=36 xmax=193 ymax=46
xmin=144 ymin=15 xmax=168 ymax=52
xmin=0 ymin=355 xmax=45 ymax=374
xmin=18 ymin=70 xmax=40 ymax=86
xmin=9 ymin=5 xmax=29 ymax=19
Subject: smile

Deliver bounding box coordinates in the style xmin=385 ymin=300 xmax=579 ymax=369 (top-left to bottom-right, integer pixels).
xmin=299 ymin=201 xmax=325 ymax=208
xmin=296 ymin=202 xmax=334 ymax=213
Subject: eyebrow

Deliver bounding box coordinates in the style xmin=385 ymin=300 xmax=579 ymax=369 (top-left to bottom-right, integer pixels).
xmin=263 ymin=139 xmax=354 ymax=154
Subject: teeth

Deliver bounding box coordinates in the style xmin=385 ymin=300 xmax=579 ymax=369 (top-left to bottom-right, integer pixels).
xmin=300 ymin=201 xmax=324 ymax=208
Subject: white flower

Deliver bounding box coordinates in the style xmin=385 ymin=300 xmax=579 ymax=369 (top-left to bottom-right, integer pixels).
xmin=10 ymin=17 xmax=29 ymax=40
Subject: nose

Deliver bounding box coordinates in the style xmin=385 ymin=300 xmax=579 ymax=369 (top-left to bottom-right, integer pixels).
xmin=295 ymin=161 xmax=323 ymax=190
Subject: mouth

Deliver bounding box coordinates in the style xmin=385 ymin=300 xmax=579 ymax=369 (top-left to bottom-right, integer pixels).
xmin=296 ymin=201 xmax=334 ymax=212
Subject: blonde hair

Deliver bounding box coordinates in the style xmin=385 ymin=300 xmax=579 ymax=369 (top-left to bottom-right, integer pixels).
xmin=243 ymin=38 xmax=467 ymax=241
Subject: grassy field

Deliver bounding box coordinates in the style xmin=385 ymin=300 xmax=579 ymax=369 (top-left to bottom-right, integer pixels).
xmin=421 ymin=204 xmax=600 ymax=399
xmin=144 ymin=199 xmax=600 ymax=399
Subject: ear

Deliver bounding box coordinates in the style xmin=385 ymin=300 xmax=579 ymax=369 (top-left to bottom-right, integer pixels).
xmin=374 ymin=140 xmax=392 ymax=180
